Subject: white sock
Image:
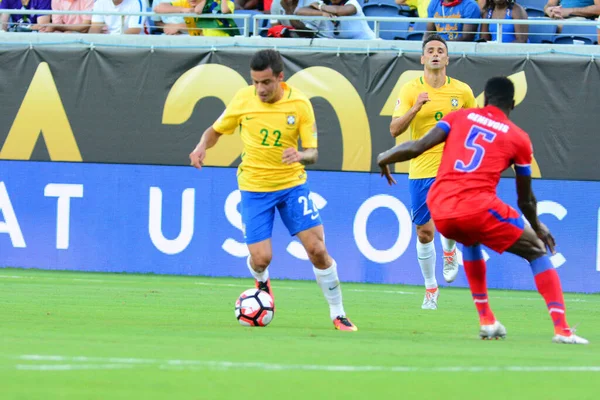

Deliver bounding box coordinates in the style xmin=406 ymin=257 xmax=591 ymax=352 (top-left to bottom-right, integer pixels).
xmin=417 ymin=240 xmax=437 ymax=289
xmin=440 ymin=234 xmax=456 ymax=254
xmin=313 ymin=260 xmax=345 ymax=320
xmin=247 ymin=256 xmax=269 ymax=283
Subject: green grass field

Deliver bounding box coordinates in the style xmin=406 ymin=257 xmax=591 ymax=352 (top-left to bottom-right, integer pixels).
xmin=1 ymin=267 xmax=598 ymax=399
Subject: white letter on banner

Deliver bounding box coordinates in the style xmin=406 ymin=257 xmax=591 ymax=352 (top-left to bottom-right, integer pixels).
xmin=354 ymin=194 xmax=411 ymax=263
xmin=222 ymin=190 xmax=249 ymax=258
xmin=44 ymin=184 xmax=83 ymax=250
xmin=0 ymin=182 xmax=26 ymax=248
xmin=287 ymin=192 xmax=327 ymax=260
xmin=149 ymin=187 xmax=194 ymax=255
xmin=522 ymin=200 xmax=567 ymax=268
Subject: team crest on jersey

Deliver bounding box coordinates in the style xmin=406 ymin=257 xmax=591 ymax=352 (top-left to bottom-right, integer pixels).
xmin=287 ymin=115 xmax=296 ymax=125
xmin=394 ymin=99 xmax=401 ymax=111
xmin=451 ymin=97 xmax=459 ymax=108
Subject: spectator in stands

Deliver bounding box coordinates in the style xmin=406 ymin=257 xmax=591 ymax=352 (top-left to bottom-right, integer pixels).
xmin=235 ymin=0 xmax=272 ymax=12
xmin=545 ymin=0 xmax=600 ymax=20
xmin=0 ymin=0 xmax=50 ymax=32
xmin=396 ymin=0 xmax=431 ymax=18
xmin=480 ymin=0 xmax=528 ymax=42
xmin=426 ymin=0 xmax=481 ymax=41
xmin=270 ymin=0 xmax=296 ymax=24
xmin=155 ymin=0 xmax=239 ymax=36
xmin=291 ymin=0 xmax=334 ymax=37
xmin=89 ymin=0 xmax=148 ymax=34
xmin=43 ymin=0 xmax=94 ymax=33
xmin=270 ymin=0 xmax=324 ymax=37
xmin=296 ymin=0 xmax=376 ymax=39
xmin=152 ymin=0 xmax=186 ymax=34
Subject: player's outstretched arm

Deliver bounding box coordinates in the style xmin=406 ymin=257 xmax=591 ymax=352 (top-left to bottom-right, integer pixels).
xmin=189 ymin=126 xmax=223 ymax=170
xmin=377 ymin=126 xmax=446 ymax=185
xmin=378 ymin=125 xmax=447 ymax=166
xmin=516 ymin=174 xmax=556 ymax=253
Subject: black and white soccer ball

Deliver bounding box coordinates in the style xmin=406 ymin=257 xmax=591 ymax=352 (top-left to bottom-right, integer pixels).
xmin=235 ymin=289 xmax=274 ymax=327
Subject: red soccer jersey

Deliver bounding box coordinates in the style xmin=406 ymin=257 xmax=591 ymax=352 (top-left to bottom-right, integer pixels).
xmin=427 ymin=105 xmax=533 ymax=220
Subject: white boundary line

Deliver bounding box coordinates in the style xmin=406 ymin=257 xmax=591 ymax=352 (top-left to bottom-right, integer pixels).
xmin=0 ymin=273 xmax=595 ymax=302
xmin=16 ymin=364 xmax=132 ymax=371
xmin=14 ymin=355 xmax=600 ymax=373
xmin=193 ymin=282 xmax=594 ymax=302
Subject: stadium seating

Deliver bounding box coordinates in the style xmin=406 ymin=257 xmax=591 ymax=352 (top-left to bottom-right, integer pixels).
xmin=379 ymin=16 xmax=412 ymax=40
xmin=520 ymin=0 xmax=547 ymax=17
xmin=553 ymin=24 xmax=598 ymax=44
xmin=406 ymin=21 xmax=428 ymax=41
xmin=363 ymin=3 xmax=411 ymax=40
xmin=362 ymin=0 xmax=415 ymax=14
xmin=527 ymin=17 xmax=556 ymax=43
xmin=232 ymin=9 xmax=265 ymax=36
xmin=524 ymin=6 xmax=546 ymax=17
xmin=519 ymin=0 xmax=547 ymax=10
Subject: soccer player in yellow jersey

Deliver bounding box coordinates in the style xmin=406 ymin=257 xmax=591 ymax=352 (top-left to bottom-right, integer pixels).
xmin=189 ymin=50 xmax=357 ymax=331
xmin=390 ymin=34 xmax=477 ymax=310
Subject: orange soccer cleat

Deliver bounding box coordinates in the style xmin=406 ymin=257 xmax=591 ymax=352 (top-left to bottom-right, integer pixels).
xmin=333 ymin=316 xmax=358 ymax=332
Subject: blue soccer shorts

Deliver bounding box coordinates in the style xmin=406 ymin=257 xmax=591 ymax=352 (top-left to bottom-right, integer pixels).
xmin=408 ymin=177 xmax=436 ymax=226
xmin=240 ymin=183 xmax=323 ymax=245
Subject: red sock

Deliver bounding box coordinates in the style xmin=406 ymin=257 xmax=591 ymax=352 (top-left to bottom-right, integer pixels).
xmin=532 ymin=261 xmax=570 ymax=336
xmin=463 ymin=246 xmax=495 ymax=325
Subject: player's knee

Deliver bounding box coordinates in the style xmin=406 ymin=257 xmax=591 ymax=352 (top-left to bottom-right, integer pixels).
xmin=511 ymin=234 xmax=547 ymax=262
xmin=416 ymin=229 xmax=434 ymax=243
xmin=305 ymin=241 xmax=328 ymax=267
xmin=528 ymin=240 xmax=547 ymax=262
xmin=251 ymin=253 xmax=272 ymax=272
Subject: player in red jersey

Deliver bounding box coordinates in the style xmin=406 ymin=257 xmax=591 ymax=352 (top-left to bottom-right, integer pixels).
xmin=376 ymin=77 xmax=588 ymax=344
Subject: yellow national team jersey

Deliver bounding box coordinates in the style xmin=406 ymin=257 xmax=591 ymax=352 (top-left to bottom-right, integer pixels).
xmin=392 ymin=76 xmax=476 ymax=179
xmin=404 ymin=0 xmax=431 ymax=18
xmin=170 ymin=0 xmax=235 ymax=37
xmin=212 ymin=83 xmax=318 ymax=192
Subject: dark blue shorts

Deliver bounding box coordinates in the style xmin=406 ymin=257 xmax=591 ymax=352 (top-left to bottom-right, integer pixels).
xmin=241 ymin=183 xmax=323 ymax=245
xmin=409 ymin=178 xmax=436 ymax=226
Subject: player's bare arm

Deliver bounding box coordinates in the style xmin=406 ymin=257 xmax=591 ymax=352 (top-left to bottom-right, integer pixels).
xmin=189 ymin=126 xmax=223 ymax=170
xmin=282 ymin=148 xmax=318 ymax=165
xmin=515 ymin=174 xmax=556 ymax=254
xmin=390 ymin=92 xmax=429 ymax=138
xmin=377 ymin=126 xmax=447 ymax=185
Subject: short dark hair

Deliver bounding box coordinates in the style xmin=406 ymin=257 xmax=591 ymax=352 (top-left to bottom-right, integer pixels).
xmin=422 ymin=34 xmax=448 ymax=54
xmin=484 ymin=77 xmax=515 ymax=109
xmin=250 ymin=49 xmax=284 ymax=75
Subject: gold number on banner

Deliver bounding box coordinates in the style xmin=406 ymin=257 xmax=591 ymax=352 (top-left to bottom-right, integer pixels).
xmin=287 ymin=67 xmax=371 ymax=171
xmin=162 ymin=64 xmax=246 ymax=166
xmin=380 ymin=70 xmax=541 ymax=177
xmin=0 ymin=62 xmax=82 ymax=161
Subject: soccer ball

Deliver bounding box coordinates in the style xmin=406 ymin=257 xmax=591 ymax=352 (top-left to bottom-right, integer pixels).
xmin=235 ymin=288 xmax=274 ymax=327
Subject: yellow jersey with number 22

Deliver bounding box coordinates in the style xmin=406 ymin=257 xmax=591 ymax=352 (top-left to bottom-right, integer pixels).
xmin=212 ymin=82 xmax=318 ymax=192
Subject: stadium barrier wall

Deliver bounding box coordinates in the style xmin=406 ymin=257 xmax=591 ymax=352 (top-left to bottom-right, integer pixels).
xmin=1 ymin=161 xmax=598 ymax=293
xmin=0 ymin=48 xmax=599 ymax=180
